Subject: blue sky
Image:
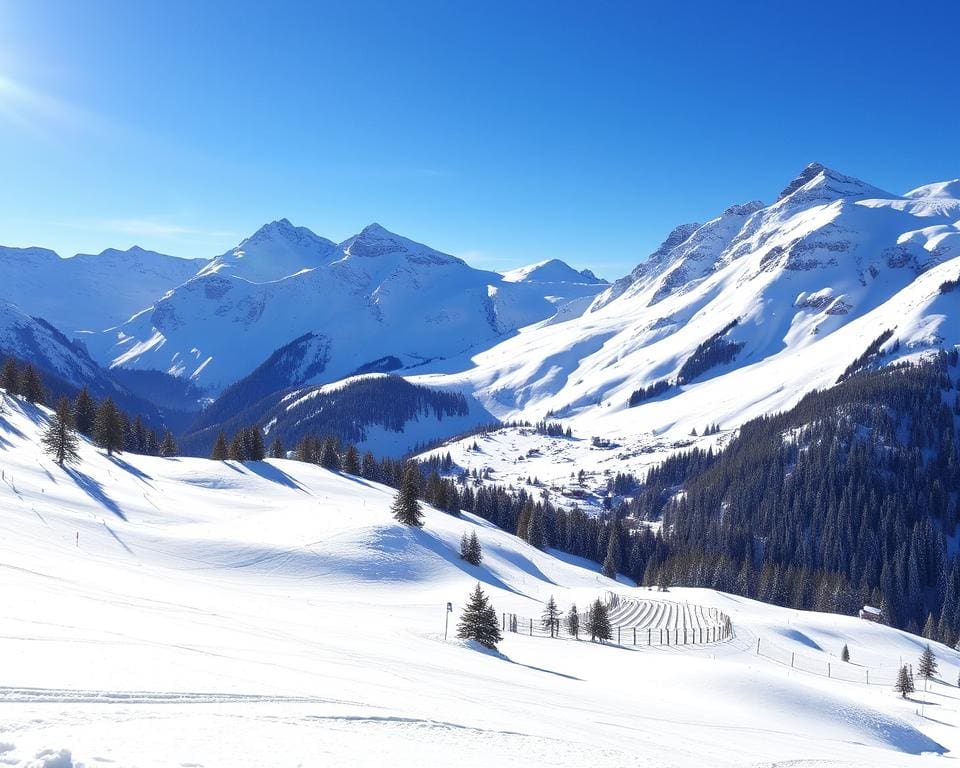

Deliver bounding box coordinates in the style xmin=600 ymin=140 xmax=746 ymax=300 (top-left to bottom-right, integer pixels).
xmin=1 ymin=0 xmax=958 ymax=278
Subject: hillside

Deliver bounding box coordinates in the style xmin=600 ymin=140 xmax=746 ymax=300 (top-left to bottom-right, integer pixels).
xmin=2 ymin=394 xmax=959 ymax=766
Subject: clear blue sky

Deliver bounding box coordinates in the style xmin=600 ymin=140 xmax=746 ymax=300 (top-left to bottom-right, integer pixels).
xmin=1 ymin=0 xmax=958 ymax=278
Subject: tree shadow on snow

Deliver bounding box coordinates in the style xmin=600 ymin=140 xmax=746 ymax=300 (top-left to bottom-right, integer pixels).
xmin=64 ymin=467 xmax=126 ymax=520
xmin=243 ymin=461 xmax=308 ymax=492
xmin=108 ymin=455 xmax=154 ymax=486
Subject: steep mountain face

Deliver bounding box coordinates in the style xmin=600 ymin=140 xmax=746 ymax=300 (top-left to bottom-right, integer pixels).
xmin=0 ymin=298 xmax=179 ymax=427
xmin=93 ymin=223 xmax=607 ymax=394
xmin=0 ymin=245 xmax=205 ymax=334
xmin=412 ymin=164 xmax=960 ymax=444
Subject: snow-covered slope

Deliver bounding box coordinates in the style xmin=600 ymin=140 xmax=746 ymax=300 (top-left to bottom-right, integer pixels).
xmin=412 ymin=165 xmax=960 ymax=450
xmin=92 ymin=223 xmax=606 ymax=393
xmin=2 ymin=396 xmax=957 ymax=766
xmin=0 ymin=245 xmax=205 ymax=334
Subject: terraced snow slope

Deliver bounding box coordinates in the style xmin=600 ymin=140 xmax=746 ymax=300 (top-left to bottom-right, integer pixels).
xmin=1 ymin=397 xmax=958 ymax=767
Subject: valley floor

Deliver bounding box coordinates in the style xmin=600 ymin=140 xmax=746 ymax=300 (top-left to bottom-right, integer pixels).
xmin=0 ymin=399 xmax=956 ymax=767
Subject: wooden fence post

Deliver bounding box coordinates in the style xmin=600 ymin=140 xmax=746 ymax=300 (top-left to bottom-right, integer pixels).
xmin=790 ymin=652 xmax=794 ymax=668
xmin=648 ymin=628 xmax=651 ymax=646
xmin=529 ymin=618 xmax=532 ymax=636
xmin=633 ymin=627 xmax=636 ymax=645
xmin=617 ymin=626 xmax=621 ymax=645
xmin=756 ymin=637 xmax=761 ymax=654
xmin=827 ymin=663 xmax=831 ymax=679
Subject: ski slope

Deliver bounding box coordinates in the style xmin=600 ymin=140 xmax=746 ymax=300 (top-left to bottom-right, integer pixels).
xmin=1 ymin=397 xmax=958 ymax=767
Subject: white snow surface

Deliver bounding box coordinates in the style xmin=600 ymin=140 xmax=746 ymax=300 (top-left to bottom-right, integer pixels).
xmin=1 ymin=397 xmax=958 ymax=766
xmin=410 ymin=164 xmax=960 ymax=451
xmin=89 ymin=223 xmax=607 ymax=393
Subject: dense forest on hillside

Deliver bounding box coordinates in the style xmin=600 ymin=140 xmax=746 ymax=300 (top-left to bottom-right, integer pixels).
xmin=629 ymin=352 xmax=960 ymax=641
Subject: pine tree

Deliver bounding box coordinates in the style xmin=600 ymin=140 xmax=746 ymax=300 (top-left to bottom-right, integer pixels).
xmin=228 ymin=433 xmax=246 ymax=461
xmin=541 ymin=595 xmax=560 ymax=637
xmin=922 ymin=613 xmax=937 ymax=641
xmin=918 ymin=644 xmax=939 ymax=681
xmin=459 ymin=531 xmax=482 ymax=565
xmin=586 ymin=598 xmax=612 ymax=642
xmin=361 ymin=451 xmax=379 ymax=480
xmin=211 ymin=431 xmax=229 ymax=460
xmin=566 ymin=604 xmax=580 ymax=639
xmin=41 ymin=397 xmax=81 ymax=466
xmin=246 ymin=428 xmax=266 ymax=461
xmin=391 ymin=462 xmax=424 ymax=527
xmin=895 ymin=664 xmax=915 ymax=698
xmin=841 ymin=643 xmax=850 ymax=663
xmin=467 ymin=531 xmax=482 ymax=565
xmin=602 ymin=522 xmax=621 ymax=579
xmin=0 ymin=357 xmax=19 ymax=396
xmin=456 ymin=583 xmax=502 ymax=650
xmin=342 ymin=445 xmax=360 ymax=475
xmin=159 ymin=431 xmax=177 ymax=457
xmin=269 ymin=438 xmax=285 ymax=459
xmin=319 ymin=438 xmax=341 ymax=470
xmin=73 ymin=387 xmax=97 ymax=436
xmin=526 ymin=505 xmax=547 ymax=549
xmin=93 ymin=397 xmax=124 ymax=456
xmin=20 ymin=364 xmax=44 ymax=405
xmin=145 ymin=429 xmax=159 ymax=456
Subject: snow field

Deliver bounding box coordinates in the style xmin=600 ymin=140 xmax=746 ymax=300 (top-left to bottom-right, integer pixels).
xmin=0 ymin=397 xmax=958 ymax=766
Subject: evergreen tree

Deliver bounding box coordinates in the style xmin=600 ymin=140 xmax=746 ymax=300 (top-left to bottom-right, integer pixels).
xmin=918 ymin=644 xmax=939 ymax=681
xmin=145 ymin=429 xmax=159 ymax=456
xmin=922 ymin=613 xmax=937 ymax=641
xmin=566 ymin=604 xmax=580 ymax=639
xmin=841 ymin=643 xmax=850 ymax=663
xmin=228 ymin=433 xmax=245 ymax=461
xmin=602 ymin=522 xmax=622 ymax=579
xmin=541 ymin=595 xmax=560 ymax=637
xmin=269 ymin=438 xmax=285 ymax=459
xmin=586 ymin=598 xmax=612 ymax=642
xmin=0 ymin=357 xmax=19 ymax=396
xmin=342 ymin=445 xmax=360 ymax=475
xmin=456 ymin=583 xmax=502 ymax=650
xmin=246 ymin=428 xmax=266 ymax=461
xmin=361 ymin=451 xmax=379 ymax=480
xmin=319 ymin=438 xmax=341 ymax=470
xmin=391 ymin=462 xmax=424 ymax=527
xmin=159 ymin=431 xmax=177 ymax=457
xmin=19 ymin=364 xmax=44 ymax=405
xmin=93 ymin=397 xmax=124 ymax=456
xmin=467 ymin=531 xmax=482 ymax=565
xmin=526 ymin=505 xmax=547 ymax=549
xmin=459 ymin=531 xmax=483 ymax=566
xmin=895 ymin=664 xmax=915 ymax=698
xmin=41 ymin=397 xmax=81 ymax=466
xmin=73 ymin=387 xmax=97 ymax=436
xmin=132 ymin=416 xmax=147 ymax=454
xmin=211 ymin=431 xmax=229 ymax=460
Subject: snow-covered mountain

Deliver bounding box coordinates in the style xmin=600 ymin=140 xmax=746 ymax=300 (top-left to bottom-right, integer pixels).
xmin=0 ymin=245 xmax=206 ymax=334
xmin=412 ymin=164 xmax=960 ymax=446
xmin=92 ymin=223 xmax=609 ymax=393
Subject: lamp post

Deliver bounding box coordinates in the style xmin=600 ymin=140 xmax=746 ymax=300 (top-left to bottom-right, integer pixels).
xmin=444 ymin=602 xmax=453 ymax=640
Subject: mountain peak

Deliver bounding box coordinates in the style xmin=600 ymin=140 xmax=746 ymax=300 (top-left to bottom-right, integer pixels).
xmin=776 ymin=162 xmax=889 ymax=204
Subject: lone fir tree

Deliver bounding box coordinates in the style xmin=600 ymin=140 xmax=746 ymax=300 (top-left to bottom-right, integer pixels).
xmin=41 ymin=396 xmax=81 ymax=466
xmin=456 ymin=583 xmax=502 ymax=650
xmin=19 ymin=364 xmax=44 ymax=405
xmin=269 ymin=438 xmax=285 ymax=459
xmin=918 ymin=644 xmax=939 ymax=681
xmin=541 ymin=595 xmax=560 ymax=637
xmin=392 ymin=462 xmax=424 ymax=527
xmin=895 ymin=664 xmax=915 ymax=698
xmin=460 ymin=530 xmax=482 ymax=565
xmin=587 ymin=598 xmax=612 ymax=642
xmin=840 ymin=644 xmax=850 ymax=663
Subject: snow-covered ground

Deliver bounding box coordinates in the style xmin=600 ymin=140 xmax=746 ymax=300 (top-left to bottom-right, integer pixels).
xmin=1 ymin=397 xmax=958 ymax=767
